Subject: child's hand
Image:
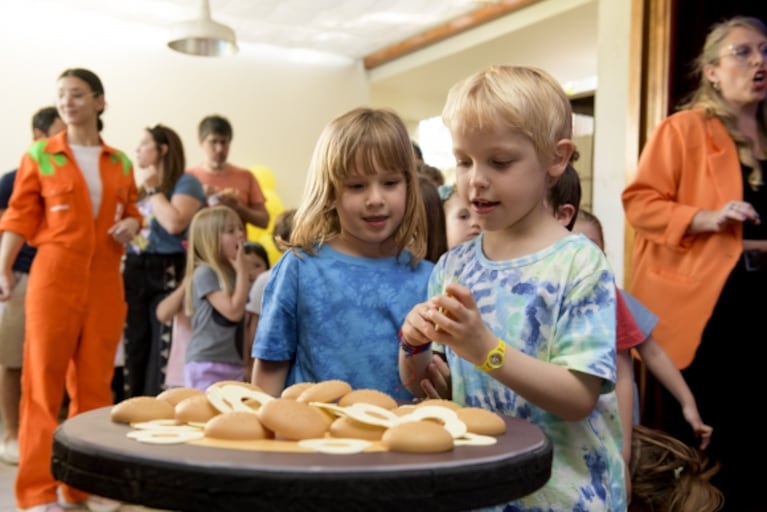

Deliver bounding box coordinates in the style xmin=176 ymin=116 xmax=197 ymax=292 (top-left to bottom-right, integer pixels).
xmin=400 ymin=301 xmax=435 ymax=348
xmin=233 ymin=243 xmax=248 ymax=276
xmin=682 ymin=404 xmax=713 ymax=450
xmin=424 ymin=282 xmax=496 ymax=366
xmin=419 ymin=354 xmax=451 ymax=399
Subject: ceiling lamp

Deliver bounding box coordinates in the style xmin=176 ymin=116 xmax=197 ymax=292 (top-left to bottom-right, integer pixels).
xmin=167 ymin=0 xmax=238 ymax=57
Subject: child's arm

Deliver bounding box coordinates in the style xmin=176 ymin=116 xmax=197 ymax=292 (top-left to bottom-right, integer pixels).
xmin=243 ymin=312 xmax=258 ymax=379
xmin=615 ymin=349 xmax=635 ymax=499
xmin=156 ymin=282 xmax=186 ymax=323
xmin=251 ymin=359 xmax=290 ymax=397
xmin=638 ymin=337 xmax=712 ymax=449
xmin=401 ymin=283 xmax=602 ymax=420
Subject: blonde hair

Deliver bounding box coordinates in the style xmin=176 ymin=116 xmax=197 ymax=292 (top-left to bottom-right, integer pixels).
xmin=629 ymin=425 xmax=723 ymax=512
xmin=183 ymin=205 xmax=242 ymax=315
xmin=441 ymin=65 xmax=573 ymax=164
xmin=680 ymin=16 xmax=767 ymax=190
xmin=290 ymin=107 xmax=426 ymax=265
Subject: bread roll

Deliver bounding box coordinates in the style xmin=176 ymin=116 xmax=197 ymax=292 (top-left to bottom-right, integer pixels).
xmin=175 ymin=394 xmax=220 ymax=424
xmin=281 ymin=382 xmax=315 ymax=400
xmin=257 ymin=398 xmax=329 ymax=440
xmin=204 ymin=411 xmax=273 ymax=440
xmin=111 ymin=396 xmax=175 ymax=424
xmin=337 ymin=389 xmax=397 ymax=410
xmin=296 ymin=380 xmax=352 ymax=403
xmin=455 ymin=407 xmax=507 ymax=436
xmin=156 ymin=387 xmax=203 ymax=406
xmin=382 ymin=421 xmax=454 ymax=453
xmin=329 ymin=415 xmax=387 ymax=441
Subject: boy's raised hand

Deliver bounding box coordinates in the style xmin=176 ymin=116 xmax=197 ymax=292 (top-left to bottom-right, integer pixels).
xmin=424 ymin=282 xmax=497 ymax=367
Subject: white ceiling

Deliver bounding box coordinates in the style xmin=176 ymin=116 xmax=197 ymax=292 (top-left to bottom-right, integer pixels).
xmin=14 ymin=0 xmax=597 ymax=121
xmin=370 ymin=0 xmax=598 ymax=120
xmin=28 ymin=0 xmax=504 ymax=59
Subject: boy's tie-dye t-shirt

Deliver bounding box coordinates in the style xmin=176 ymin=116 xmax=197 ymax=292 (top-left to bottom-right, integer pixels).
xmin=433 ymin=234 xmax=625 ymax=511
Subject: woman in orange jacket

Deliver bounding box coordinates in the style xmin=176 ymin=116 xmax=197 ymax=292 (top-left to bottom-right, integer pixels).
xmin=622 ymin=16 xmax=767 ymax=511
xmin=0 ymin=68 xmax=141 ymax=512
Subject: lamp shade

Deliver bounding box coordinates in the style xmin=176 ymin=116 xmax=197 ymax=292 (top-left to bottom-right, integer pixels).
xmin=167 ymin=0 xmax=238 ymax=57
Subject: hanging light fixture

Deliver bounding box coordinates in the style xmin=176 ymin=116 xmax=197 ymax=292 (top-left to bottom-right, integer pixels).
xmin=167 ymin=0 xmax=238 ymax=57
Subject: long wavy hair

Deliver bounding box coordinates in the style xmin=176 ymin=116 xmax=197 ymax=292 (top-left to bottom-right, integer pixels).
xmin=680 ymin=16 xmax=767 ymax=190
xmin=146 ymin=124 xmax=186 ymax=197
xmin=183 ymin=205 xmax=241 ymax=316
xmin=290 ymin=107 xmax=426 ymax=266
xmin=629 ymin=425 xmax=723 ymax=512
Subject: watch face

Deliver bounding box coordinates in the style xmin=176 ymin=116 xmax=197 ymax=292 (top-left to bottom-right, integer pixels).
xmin=489 ymin=352 xmax=503 ymax=367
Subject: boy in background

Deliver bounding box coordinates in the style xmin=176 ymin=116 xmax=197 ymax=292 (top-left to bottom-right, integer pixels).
xmin=0 ymin=106 xmax=65 ymax=465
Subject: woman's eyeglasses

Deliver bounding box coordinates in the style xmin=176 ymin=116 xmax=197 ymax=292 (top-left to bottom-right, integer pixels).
xmin=725 ymin=43 xmax=767 ymax=63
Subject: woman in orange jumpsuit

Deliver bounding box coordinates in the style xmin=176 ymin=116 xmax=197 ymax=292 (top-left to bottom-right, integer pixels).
xmin=0 ymin=68 xmax=141 ymax=512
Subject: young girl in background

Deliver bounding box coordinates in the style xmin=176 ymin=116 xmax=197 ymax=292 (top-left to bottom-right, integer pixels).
xmin=159 ymin=243 xmax=264 ymax=389
xmin=251 ymin=107 xmax=432 ymax=401
xmin=438 ymin=183 xmax=481 ymax=249
xmin=399 ymin=66 xmax=624 ymax=510
xmin=182 ymin=205 xmax=250 ymax=390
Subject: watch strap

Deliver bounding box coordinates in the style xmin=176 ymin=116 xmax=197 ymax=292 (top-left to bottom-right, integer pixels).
xmin=477 ymin=339 xmax=506 ymax=372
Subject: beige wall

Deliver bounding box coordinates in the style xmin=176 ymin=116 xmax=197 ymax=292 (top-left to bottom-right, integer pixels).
xmin=0 ymin=11 xmax=369 ymax=211
xmin=0 ymin=1 xmax=632 ymax=281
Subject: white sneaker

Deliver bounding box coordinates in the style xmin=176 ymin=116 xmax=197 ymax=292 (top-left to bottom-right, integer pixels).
xmin=84 ymin=495 xmax=121 ymax=512
xmin=2 ymin=438 xmax=19 ymax=464
xmin=57 ymin=488 xmax=121 ymax=512
xmin=17 ymin=502 xmax=65 ymax=512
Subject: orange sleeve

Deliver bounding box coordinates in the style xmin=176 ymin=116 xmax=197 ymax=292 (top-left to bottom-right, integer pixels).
xmin=123 ymin=164 xmax=142 ymax=225
xmin=0 ymin=152 xmax=44 ymax=240
xmin=622 ymin=113 xmax=701 ymax=249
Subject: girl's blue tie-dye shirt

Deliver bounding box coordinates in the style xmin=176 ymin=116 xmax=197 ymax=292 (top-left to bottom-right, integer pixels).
xmin=434 ymin=234 xmax=625 ymax=511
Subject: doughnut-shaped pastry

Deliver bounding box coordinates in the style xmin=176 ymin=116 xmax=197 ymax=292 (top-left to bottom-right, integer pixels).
xmin=397 ymin=405 xmax=467 ymax=439
xmin=175 ymin=394 xmax=220 ymax=425
xmin=207 ymin=384 xmax=274 ymax=414
xmin=156 ymin=387 xmax=204 ymax=406
xmin=296 ymin=380 xmax=353 ymax=404
xmin=454 ymin=432 xmax=498 ymax=446
xmin=382 ymin=421 xmax=454 ymax=453
xmin=111 ymin=396 xmax=175 ymax=424
xmin=257 ymin=398 xmax=330 ymax=440
xmin=337 ymin=389 xmax=397 ymax=410
xmin=207 ymin=380 xmax=262 ymax=392
xmin=298 ymin=438 xmax=372 ymax=454
xmin=455 ymin=407 xmax=507 ymax=436
xmin=415 ymin=398 xmax=462 ymax=411
xmin=204 ymin=411 xmax=273 ymax=440
xmin=127 ymin=429 xmax=204 ymax=445
xmin=132 ymin=420 xmax=199 ymax=432
xmin=310 ymin=402 xmax=398 ymax=428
